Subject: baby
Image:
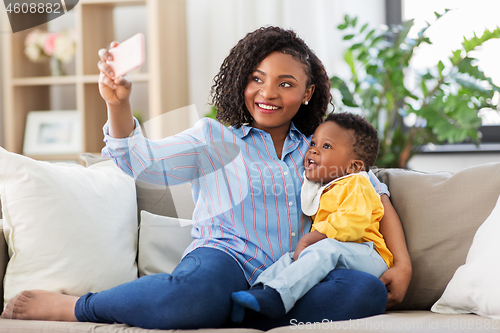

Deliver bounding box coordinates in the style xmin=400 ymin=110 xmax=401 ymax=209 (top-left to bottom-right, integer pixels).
xmin=231 ymin=112 xmax=393 ymax=321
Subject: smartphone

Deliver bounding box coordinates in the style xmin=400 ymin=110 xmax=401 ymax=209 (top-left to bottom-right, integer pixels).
xmin=108 ymin=33 xmax=145 ymax=78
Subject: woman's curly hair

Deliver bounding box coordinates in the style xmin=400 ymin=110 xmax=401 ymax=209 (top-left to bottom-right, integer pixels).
xmin=211 ymin=26 xmax=332 ymax=136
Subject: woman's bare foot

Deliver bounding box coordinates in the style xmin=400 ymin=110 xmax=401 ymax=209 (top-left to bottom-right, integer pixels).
xmin=2 ymin=290 xmax=78 ymax=322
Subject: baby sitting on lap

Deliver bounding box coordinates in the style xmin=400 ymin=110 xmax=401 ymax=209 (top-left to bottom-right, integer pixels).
xmin=231 ymin=112 xmax=393 ymax=321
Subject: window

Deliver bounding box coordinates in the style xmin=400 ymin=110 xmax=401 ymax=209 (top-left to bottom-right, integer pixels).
xmin=402 ymin=0 xmax=500 ymax=150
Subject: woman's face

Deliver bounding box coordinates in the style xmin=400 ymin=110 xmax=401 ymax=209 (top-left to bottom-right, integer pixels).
xmin=244 ymin=51 xmax=314 ymax=134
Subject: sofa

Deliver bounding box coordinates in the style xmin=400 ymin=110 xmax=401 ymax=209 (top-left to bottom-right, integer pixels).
xmin=0 ymin=150 xmax=500 ymax=332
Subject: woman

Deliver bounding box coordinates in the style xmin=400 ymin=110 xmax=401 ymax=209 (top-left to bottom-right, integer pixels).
xmin=2 ymin=26 xmax=411 ymax=330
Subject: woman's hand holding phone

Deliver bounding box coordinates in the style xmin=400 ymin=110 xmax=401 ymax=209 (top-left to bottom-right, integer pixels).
xmin=97 ymin=42 xmax=136 ymax=139
xmin=98 ymin=42 xmax=132 ymax=107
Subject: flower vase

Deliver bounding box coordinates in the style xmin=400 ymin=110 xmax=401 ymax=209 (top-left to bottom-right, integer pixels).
xmin=50 ymin=57 xmax=65 ymax=76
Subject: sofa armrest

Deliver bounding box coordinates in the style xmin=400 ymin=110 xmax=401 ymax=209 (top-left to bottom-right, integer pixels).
xmin=0 ymin=225 xmax=8 ymax=304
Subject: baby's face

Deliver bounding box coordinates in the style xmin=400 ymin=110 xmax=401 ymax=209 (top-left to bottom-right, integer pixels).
xmin=304 ymin=121 xmax=356 ymax=184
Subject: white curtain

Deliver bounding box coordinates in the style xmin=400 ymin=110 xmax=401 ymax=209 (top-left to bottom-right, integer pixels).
xmin=186 ymin=0 xmax=386 ymax=122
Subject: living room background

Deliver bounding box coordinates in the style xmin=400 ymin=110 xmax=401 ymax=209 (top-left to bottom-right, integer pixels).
xmin=1 ymin=0 xmax=499 ymax=171
xmin=0 ymin=0 xmax=387 ymax=149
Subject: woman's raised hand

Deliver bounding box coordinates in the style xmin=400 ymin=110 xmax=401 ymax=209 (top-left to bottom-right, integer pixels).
xmin=98 ymin=42 xmax=132 ymax=106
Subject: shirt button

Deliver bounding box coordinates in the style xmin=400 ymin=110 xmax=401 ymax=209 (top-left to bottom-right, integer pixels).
xmin=291 ymin=232 xmax=296 ymax=237
xmin=288 ymin=202 xmax=293 ymax=206
xmin=284 ymin=171 xmax=288 ymax=176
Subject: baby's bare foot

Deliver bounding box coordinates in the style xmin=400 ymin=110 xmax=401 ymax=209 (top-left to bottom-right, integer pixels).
xmin=2 ymin=290 xmax=78 ymax=322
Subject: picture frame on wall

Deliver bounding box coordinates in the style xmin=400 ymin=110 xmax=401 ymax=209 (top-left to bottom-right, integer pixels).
xmin=23 ymin=110 xmax=82 ymax=156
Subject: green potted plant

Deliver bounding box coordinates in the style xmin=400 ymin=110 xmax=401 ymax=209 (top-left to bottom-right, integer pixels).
xmin=330 ymin=11 xmax=500 ymax=168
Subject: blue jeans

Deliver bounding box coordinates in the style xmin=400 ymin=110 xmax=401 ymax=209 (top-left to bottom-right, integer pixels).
xmin=255 ymin=239 xmax=389 ymax=313
xmin=75 ymin=247 xmax=387 ymax=330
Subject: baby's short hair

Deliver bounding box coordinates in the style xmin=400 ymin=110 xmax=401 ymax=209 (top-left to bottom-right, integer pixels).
xmin=324 ymin=112 xmax=379 ymax=170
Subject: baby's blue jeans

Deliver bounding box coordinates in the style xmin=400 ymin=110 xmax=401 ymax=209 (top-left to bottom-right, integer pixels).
xmin=75 ymin=247 xmax=387 ymax=330
xmin=254 ymin=239 xmax=389 ymax=313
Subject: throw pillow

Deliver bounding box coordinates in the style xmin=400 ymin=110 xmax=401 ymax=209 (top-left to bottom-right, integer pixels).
xmin=138 ymin=210 xmax=193 ymax=276
xmin=0 ymin=148 xmax=138 ymax=305
xmin=136 ymin=180 xmax=195 ymax=220
xmin=375 ymin=162 xmax=500 ymax=310
xmin=80 ymin=152 xmax=196 ymax=220
xmin=431 ymin=194 xmax=500 ymax=319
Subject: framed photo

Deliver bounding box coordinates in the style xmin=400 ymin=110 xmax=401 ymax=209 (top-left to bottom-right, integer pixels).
xmin=23 ymin=110 xmax=82 ymax=156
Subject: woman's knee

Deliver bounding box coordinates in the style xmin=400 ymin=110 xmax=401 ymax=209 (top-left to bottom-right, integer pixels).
xmin=313 ymin=269 xmax=387 ymax=316
xmin=337 ymin=269 xmax=387 ymax=315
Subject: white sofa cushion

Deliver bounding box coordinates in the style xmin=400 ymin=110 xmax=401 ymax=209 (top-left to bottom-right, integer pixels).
xmin=431 ymin=194 xmax=500 ymax=319
xmin=0 ymin=148 xmax=138 ymax=305
xmin=138 ymin=210 xmax=193 ymax=276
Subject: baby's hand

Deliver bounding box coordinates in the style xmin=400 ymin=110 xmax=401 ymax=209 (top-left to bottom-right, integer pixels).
xmin=98 ymin=42 xmax=132 ymax=106
xmin=293 ymin=241 xmax=307 ymax=261
xmin=293 ymin=230 xmax=327 ymax=260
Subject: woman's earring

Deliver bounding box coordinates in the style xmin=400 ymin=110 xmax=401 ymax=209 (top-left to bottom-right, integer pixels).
xmin=304 ymin=101 xmax=309 ymax=105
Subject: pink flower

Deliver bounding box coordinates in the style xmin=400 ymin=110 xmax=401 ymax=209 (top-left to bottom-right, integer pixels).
xmin=25 ymin=30 xmax=38 ymax=45
xmin=43 ymin=33 xmax=58 ymax=56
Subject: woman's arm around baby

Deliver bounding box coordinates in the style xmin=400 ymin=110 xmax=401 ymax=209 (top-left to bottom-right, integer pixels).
xmin=379 ymin=195 xmax=412 ymax=309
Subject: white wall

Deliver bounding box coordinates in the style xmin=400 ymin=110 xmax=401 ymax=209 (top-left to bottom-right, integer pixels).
xmin=408 ymin=153 xmax=500 ymax=174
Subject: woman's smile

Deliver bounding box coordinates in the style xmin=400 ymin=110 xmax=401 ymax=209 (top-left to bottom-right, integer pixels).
xmin=255 ymin=102 xmax=281 ymax=113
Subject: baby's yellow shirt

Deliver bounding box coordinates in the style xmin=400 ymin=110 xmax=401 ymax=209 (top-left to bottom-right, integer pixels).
xmin=310 ymin=174 xmax=393 ymax=268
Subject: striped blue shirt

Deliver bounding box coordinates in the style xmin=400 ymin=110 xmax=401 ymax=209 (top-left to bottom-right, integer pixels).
xmin=102 ymin=117 xmax=389 ymax=284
